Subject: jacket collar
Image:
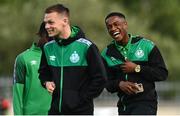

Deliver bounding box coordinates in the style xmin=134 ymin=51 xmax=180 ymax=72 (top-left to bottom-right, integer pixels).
xmin=106 ymin=34 xmax=143 ymax=61
xmin=55 ymin=26 xmax=85 ymax=46
xmin=30 ymin=43 xmax=41 ymax=51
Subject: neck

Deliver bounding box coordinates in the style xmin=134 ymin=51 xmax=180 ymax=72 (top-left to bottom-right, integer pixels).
xmin=59 ymin=25 xmax=71 ymax=39
xmin=117 ymin=35 xmax=129 ymax=46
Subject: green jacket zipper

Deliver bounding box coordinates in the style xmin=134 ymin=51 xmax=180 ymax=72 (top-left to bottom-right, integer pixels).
xmin=59 ymin=46 xmax=64 ymax=112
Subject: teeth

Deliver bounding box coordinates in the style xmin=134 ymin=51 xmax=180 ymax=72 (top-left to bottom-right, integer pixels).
xmin=113 ymin=32 xmax=120 ymax=36
xmin=48 ymin=30 xmax=53 ymax=33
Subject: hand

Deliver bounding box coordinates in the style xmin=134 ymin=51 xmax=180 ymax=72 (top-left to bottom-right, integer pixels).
xmin=120 ymin=60 xmax=137 ymax=73
xmin=45 ymin=81 xmax=56 ymax=94
xmin=119 ymin=81 xmax=139 ymax=95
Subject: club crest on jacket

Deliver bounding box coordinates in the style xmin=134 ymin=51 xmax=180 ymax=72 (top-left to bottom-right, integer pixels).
xmin=70 ymin=51 xmax=80 ymax=63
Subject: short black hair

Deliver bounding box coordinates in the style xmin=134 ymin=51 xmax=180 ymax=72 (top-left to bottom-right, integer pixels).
xmin=45 ymin=4 xmax=69 ymax=17
xmin=105 ymin=12 xmax=126 ymax=21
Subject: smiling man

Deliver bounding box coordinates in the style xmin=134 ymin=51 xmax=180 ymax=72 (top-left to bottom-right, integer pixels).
xmin=38 ymin=4 xmax=106 ymax=115
xmin=101 ymin=12 xmax=168 ymax=115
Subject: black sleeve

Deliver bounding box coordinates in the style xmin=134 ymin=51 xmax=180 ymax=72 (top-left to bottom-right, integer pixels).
xmin=140 ymin=45 xmax=168 ymax=82
xmin=103 ymin=58 xmax=120 ymax=93
xmin=83 ymin=44 xmax=106 ymax=101
xmin=38 ymin=48 xmax=52 ymax=88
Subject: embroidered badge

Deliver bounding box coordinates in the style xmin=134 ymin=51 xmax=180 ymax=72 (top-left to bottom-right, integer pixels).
xmin=135 ymin=48 xmax=144 ymax=58
xmin=70 ymin=51 xmax=80 ymax=63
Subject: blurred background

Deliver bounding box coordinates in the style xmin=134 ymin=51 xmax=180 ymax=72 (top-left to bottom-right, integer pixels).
xmin=0 ymin=0 xmax=180 ymax=115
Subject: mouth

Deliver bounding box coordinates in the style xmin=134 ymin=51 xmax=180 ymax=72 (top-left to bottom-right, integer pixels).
xmin=47 ymin=30 xmax=55 ymax=37
xmin=47 ymin=30 xmax=54 ymax=34
xmin=47 ymin=30 xmax=53 ymax=33
xmin=112 ymin=32 xmax=120 ymax=38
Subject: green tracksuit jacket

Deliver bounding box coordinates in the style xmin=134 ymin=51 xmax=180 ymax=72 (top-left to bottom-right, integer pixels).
xmin=13 ymin=43 xmax=51 ymax=115
xmin=101 ymin=34 xmax=168 ymax=111
xmin=39 ymin=26 xmax=106 ymax=115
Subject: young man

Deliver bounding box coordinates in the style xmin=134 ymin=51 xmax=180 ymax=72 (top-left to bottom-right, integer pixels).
xmin=101 ymin=12 xmax=168 ymax=115
xmin=38 ymin=4 xmax=106 ymax=115
xmin=13 ymin=22 xmax=52 ymax=115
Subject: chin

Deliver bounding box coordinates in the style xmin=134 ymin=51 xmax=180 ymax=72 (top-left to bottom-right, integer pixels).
xmin=48 ymin=34 xmax=56 ymax=37
xmin=115 ymin=38 xmax=123 ymax=42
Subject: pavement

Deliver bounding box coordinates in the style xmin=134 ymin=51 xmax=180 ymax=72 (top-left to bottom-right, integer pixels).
xmin=6 ymin=100 xmax=180 ymax=115
xmin=94 ymin=100 xmax=180 ymax=115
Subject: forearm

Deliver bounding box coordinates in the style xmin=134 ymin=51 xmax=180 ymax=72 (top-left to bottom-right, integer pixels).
xmin=13 ymin=84 xmax=24 ymax=115
xmin=140 ymin=65 xmax=168 ymax=81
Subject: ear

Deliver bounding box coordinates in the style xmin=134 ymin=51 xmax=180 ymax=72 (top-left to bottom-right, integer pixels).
xmin=123 ymin=21 xmax=128 ymax=30
xmin=63 ymin=18 xmax=69 ymax=24
xmin=124 ymin=21 xmax=128 ymax=26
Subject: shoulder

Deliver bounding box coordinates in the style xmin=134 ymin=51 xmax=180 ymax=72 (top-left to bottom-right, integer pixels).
xmin=15 ymin=49 xmax=30 ymax=65
xmin=76 ymin=38 xmax=93 ymax=47
xmin=101 ymin=47 xmax=108 ymax=56
xmin=101 ymin=40 xmax=115 ymax=57
xmin=141 ymin=38 xmax=155 ymax=48
xmin=132 ymin=35 xmax=155 ymax=47
xmin=44 ymin=40 xmax=56 ymax=47
xmin=137 ymin=37 xmax=155 ymax=54
xmin=131 ymin=35 xmax=155 ymax=54
xmin=16 ymin=49 xmax=30 ymax=59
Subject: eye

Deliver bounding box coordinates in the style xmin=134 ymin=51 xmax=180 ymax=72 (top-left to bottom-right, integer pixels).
xmin=114 ymin=22 xmax=118 ymax=26
xmin=48 ymin=21 xmax=54 ymax=24
xmin=107 ymin=25 xmax=112 ymax=30
xmin=45 ymin=20 xmax=54 ymax=25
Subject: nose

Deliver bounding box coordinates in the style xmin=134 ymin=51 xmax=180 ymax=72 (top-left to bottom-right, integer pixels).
xmin=111 ymin=25 xmax=116 ymax=31
xmin=108 ymin=25 xmax=116 ymax=34
xmin=45 ymin=23 xmax=50 ymax=29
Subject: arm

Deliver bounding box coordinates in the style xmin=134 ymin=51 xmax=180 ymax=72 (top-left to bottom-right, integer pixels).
xmin=140 ymin=46 xmax=168 ymax=81
xmin=13 ymin=55 xmax=25 ymax=115
xmin=38 ymin=48 xmax=52 ymax=88
xmin=83 ymin=44 xmax=106 ymax=101
xmin=103 ymin=59 xmax=120 ymax=93
xmin=120 ymin=46 xmax=168 ymax=82
xmin=105 ymin=61 xmax=138 ymax=94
